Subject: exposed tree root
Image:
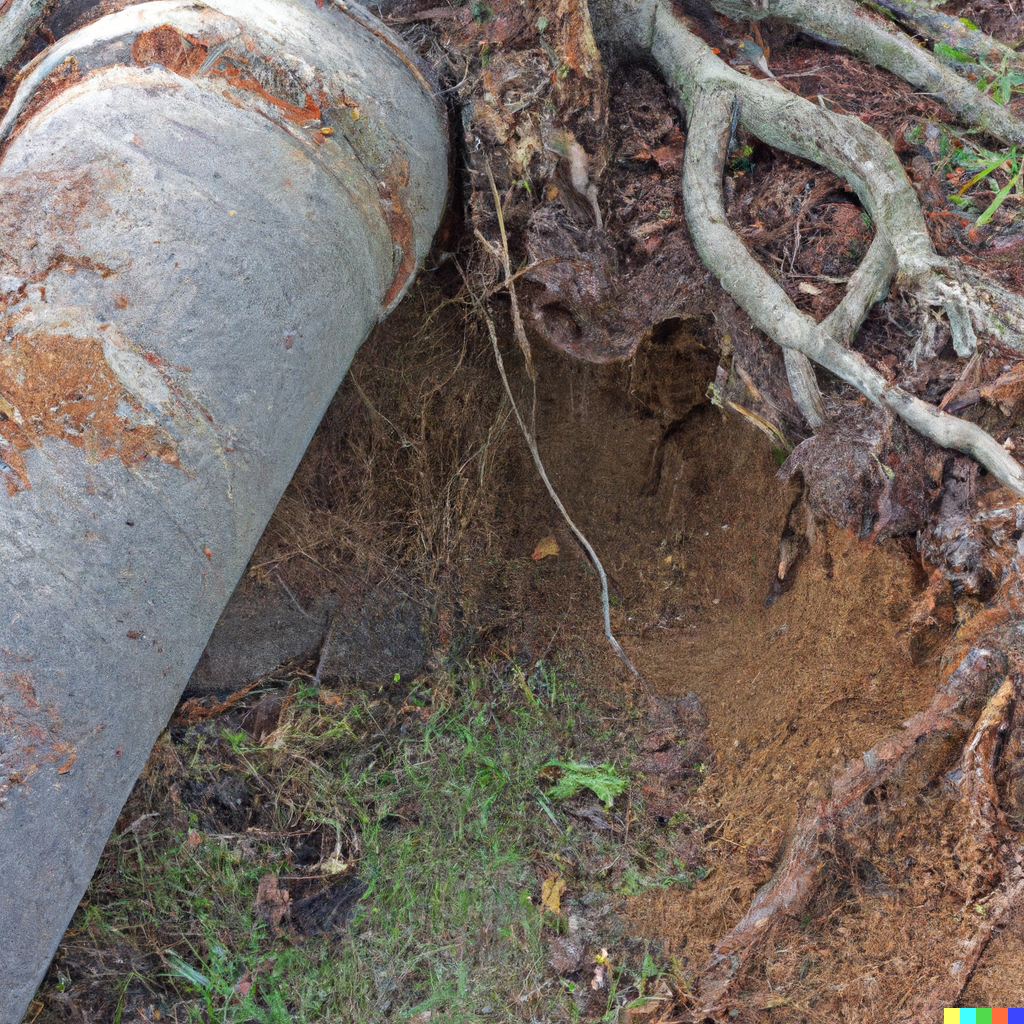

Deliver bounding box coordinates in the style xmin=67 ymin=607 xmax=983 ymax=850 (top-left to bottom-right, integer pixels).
xmin=869 ymin=0 xmax=1023 ymax=67
xmin=694 ymin=646 xmax=1012 ymax=1017
xmin=573 ymin=3 xmax=1024 ymax=997
xmin=708 ymin=0 xmax=1024 ymax=148
xmin=955 ymin=671 xmax=1019 ymax=891
xmin=908 ymin=868 xmax=1024 ymax=1023
xmin=682 ymin=82 xmax=1024 ymax=493
xmin=589 ymin=0 xmax=1024 ymax=492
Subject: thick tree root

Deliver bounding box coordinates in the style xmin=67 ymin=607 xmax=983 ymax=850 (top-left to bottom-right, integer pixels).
xmin=681 ymin=81 xmax=1024 ymax=494
xmin=956 ymin=672 xmax=1018 ymax=893
xmin=589 ymin=0 xmax=1024 ymax=487
xmin=694 ymin=646 xmax=1012 ymax=1017
xmin=708 ymin=0 xmax=1024 ymax=149
xmin=599 ymin=0 xmax=1024 ymax=492
xmin=870 ymin=0 xmax=1023 ymax=67
xmin=580 ymin=0 xmax=1024 ymax=1013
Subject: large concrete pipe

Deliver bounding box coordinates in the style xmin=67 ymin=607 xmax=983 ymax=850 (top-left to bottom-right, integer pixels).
xmin=0 ymin=2 xmax=447 ymax=1017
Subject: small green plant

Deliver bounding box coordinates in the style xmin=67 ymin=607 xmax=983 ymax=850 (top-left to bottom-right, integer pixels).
xmin=469 ymin=0 xmax=492 ymax=23
xmin=542 ymin=759 xmax=628 ymax=809
xmin=988 ymin=69 xmax=1024 ymax=106
xmin=872 ymin=452 xmax=895 ymax=480
xmin=975 ymin=51 xmax=1024 ymax=106
xmin=934 ymin=41 xmax=974 ymax=65
xmin=164 ymin=945 xmax=256 ymax=1021
xmin=616 ymin=855 xmax=704 ymax=895
xmin=527 ymin=659 xmax=563 ymax=705
xmin=954 ymin=146 xmax=1024 ymax=226
xmin=727 ymin=143 xmax=755 ymax=176
xmin=221 ymin=728 xmax=249 ymax=754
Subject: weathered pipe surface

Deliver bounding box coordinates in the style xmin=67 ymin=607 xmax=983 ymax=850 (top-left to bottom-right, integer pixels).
xmin=0 ymin=1 xmax=446 ymax=1017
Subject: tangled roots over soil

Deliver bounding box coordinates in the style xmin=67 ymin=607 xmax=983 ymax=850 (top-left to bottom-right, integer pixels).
xmin=567 ymin=0 xmax=1024 ymax=1015
xmin=581 ymin=0 xmax=1024 ymax=498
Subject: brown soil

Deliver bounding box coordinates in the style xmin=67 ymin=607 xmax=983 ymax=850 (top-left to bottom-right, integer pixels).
xmin=495 ymin=326 xmax=997 ymax=1021
xmin=254 ymin=274 xmax=1024 ymax=1018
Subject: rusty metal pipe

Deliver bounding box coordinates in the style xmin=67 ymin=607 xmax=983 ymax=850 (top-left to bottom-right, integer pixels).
xmin=0 ymin=2 xmax=446 ymax=1017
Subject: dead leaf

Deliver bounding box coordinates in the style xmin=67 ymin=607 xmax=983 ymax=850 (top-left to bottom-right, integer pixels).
xmin=255 ymin=875 xmax=291 ymax=936
xmin=321 ymin=853 xmax=349 ymax=876
xmin=532 ymin=535 xmax=560 ymax=560
xmin=797 ymin=281 xmax=822 ymax=295
xmin=650 ymin=132 xmax=685 ymax=172
xmin=541 ymin=872 xmax=566 ymax=913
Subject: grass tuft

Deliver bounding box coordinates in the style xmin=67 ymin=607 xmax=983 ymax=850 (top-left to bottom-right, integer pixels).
xmin=37 ymin=660 xmax=702 ymax=1022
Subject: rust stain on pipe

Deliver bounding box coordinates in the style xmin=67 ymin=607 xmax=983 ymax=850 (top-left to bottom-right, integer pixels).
xmin=126 ymin=20 xmax=422 ymax=309
xmin=0 ymin=671 xmax=76 ymax=803
xmin=0 ymin=325 xmax=181 ymax=494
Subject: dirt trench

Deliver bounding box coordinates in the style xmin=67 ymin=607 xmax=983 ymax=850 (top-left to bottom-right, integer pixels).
xmin=249 ymin=286 xmax=1024 ymax=1018
xmin=502 ymin=321 xmax=1004 ymax=1020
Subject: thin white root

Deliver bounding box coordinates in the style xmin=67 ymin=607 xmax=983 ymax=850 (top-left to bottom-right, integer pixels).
xmin=473 ymin=161 xmax=648 ymax=689
xmin=482 ymin=311 xmax=647 ymax=686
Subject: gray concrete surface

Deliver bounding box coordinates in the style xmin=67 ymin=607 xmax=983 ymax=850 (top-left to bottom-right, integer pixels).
xmin=0 ymin=2 xmax=446 ymax=1018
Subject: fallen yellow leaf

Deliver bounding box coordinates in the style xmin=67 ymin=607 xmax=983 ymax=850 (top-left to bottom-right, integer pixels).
xmin=532 ymin=535 xmax=560 ymax=561
xmin=540 ymin=872 xmax=566 ymax=914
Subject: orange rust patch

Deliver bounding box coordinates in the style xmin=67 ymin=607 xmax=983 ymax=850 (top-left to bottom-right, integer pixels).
xmin=210 ymin=60 xmax=322 ymax=124
xmin=0 ymin=670 xmax=75 ymax=799
xmin=376 ymin=158 xmax=417 ymax=309
xmin=12 ymin=673 xmax=38 ymax=712
xmin=137 ymin=27 xmax=324 ymax=127
xmin=0 ymin=326 xmax=179 ymax=494
xmin=132 ymin=25 xmax=208 ymax=77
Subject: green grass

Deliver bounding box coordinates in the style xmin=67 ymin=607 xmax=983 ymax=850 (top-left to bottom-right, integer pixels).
xmin=41 ymin=661 xmax=697 ymax=1022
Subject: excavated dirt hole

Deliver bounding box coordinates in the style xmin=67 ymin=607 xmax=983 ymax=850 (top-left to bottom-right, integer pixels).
xmin=47 ymin=287 xmax=1009 ymax=1020
xmin=506 ymin=318 xmax=997 ymax=1016
xmin=247 ymin=296 xmax=983 ymax=1016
